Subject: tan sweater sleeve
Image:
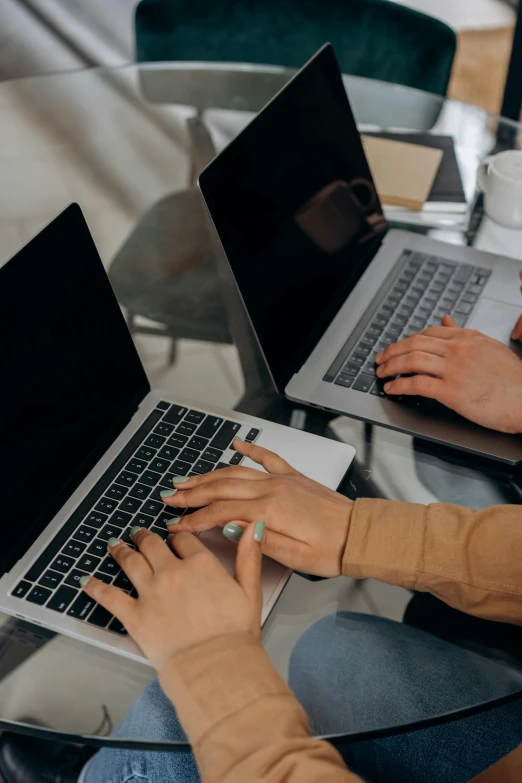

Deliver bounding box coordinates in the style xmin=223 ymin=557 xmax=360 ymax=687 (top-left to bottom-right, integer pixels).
xmin=160 ymin=632 xmax=361 ymax=783
xmin=343 ymin=498 xmax=522 ymax=624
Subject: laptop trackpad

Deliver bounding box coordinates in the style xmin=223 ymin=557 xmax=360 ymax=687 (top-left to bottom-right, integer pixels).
xmin=468 ymin=298 xmax=522 ymax=355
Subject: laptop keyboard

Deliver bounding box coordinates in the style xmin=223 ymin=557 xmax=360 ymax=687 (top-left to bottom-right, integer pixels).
xmin=11 ymin=402 xmax=261 ymax=636
xmin=324 ymin=250 xmax=491 ymax=395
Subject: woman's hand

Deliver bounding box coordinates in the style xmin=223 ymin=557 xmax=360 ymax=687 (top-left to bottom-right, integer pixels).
xmin=164 ymin=441 xmax=353 ymax=578
xmin=375 ymin=314 xmax=522 ymax=434
xmin=79 ymin=523 xmax=264 ymax=673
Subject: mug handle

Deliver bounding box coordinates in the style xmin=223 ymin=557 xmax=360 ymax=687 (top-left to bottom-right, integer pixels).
xmin=477 ymin=156 xmax=493 ymax=192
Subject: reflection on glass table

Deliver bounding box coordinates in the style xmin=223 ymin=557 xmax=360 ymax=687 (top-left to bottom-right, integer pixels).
xmin=0 ymin=62 xmax=522 ymax=749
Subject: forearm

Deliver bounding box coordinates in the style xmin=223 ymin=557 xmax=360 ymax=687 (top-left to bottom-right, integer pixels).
xmin=343 ymin=499 xmax=522 ymax=624
xmin=160 ymin=632 xmax=359 ymax=783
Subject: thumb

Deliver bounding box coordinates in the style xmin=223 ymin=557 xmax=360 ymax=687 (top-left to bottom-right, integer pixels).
xmin=511 ymin=314 xmax=522 ymax=341
xmin=234 ymin=521 xmax=264 ymax=630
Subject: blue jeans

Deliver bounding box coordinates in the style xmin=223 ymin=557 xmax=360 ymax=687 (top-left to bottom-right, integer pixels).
xmin=81 ymin=613 xmax=522 ymax=783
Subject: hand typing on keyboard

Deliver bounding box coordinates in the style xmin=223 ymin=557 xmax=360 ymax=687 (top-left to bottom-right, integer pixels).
xmin=79 ymin=522 xmax=265 ymax=672
xmin=375 ymin=314 xmax=522 ymax=434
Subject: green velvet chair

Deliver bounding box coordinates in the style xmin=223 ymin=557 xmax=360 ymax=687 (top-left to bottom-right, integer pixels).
xmin=110 ymin=0 xmax=456 ymax=393
xmin=135 ymin=0 xmax=456 ymax=96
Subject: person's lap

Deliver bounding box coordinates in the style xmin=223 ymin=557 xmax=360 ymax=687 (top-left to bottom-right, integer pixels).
xmin=81 ymin=612 xmax=522 ymax=783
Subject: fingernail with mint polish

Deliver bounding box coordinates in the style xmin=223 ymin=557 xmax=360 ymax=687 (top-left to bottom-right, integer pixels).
xmin=254 ymin=520 xmax=266 ymax=543
xmin=79 ymin=575 xmax=90 ymax=587
xmin=222 ymin=523 xmax=244 ymax=542
xmin=172 ymin=476 xmax=190 ymax=485
xmin=375 ymin=352 xmax=383 ymax=363
xmin=233 ymin=436 xmax=244 ymax=442
xmin=165 ymin=516 xmax=182 ymax=526
xmin=160 ymin=488 xmax=177 ymax=498
xmin=130 ymin=526 xmax=143 ymax=538
xmin=107 ymin=537 xmax=120 ymax=548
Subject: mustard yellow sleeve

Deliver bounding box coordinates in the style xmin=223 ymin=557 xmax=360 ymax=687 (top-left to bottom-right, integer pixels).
xmin=160 ymin=632 xmax=361 ymax=783
xmin=343 ymin=498 xmax=522 ymax=624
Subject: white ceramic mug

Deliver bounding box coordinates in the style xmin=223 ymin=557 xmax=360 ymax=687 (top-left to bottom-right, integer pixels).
xmin=477 ymin=150 xmax=522 ymax=228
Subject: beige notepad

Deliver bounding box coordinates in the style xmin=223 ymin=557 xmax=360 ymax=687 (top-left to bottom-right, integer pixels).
xmin=362 ymin=135 xmax=443 ymax=211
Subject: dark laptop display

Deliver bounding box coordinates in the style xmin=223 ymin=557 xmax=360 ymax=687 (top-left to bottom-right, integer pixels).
xmin=199 ymin=44 xmax=387 ymax=390
xmin=0 ymin=205 xmax=149 ymax=576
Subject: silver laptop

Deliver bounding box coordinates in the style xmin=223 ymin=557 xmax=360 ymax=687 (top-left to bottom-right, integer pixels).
xmin=0 ymin=204 xmax=355 ymax=663
xmin=199 ymin=43 xmax=522 ymax=465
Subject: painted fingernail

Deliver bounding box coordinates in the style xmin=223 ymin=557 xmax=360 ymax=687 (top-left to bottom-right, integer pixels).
xmin=172 ymin=476 xmax=190 ymax=485
xmin=254 ymin=520 xmax=266 ymax=543
xmin=233 ymin=436 xmax=245 ymax=442
xmin=384 ymin=383 xmax=391 ymax=392
xmin=160 ymin=488 xmax=177 ymax=498
xmin=107 ymin=537 xmax=120 ymax=548
xmin=130 ymin=526 xmax=142 ymax=538
xmin=222 ymin=522 xmax=244 ymax=541
xmin=79 ymin=575 xmax=90 ymax=587
xmin=375 ymin=352 xmax=383 ymax=362
xmin=165 ymin=516 xmax=182 ymax=526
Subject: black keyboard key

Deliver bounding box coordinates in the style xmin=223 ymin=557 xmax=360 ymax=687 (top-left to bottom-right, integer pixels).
xmin=188 ymin=435 xmax=208 ymax=451
xmin=61 ymin=544 xmax=86 ymax=566
xmin=370 ymin=379 xmax=387 ymax=397
xmin=334 ymin=374 xmax=354 ymax=388
xmin=51 ymin=554 xmax=75 ymax=573
xmin=467 ymin=284 xmax=482 ymax=295
xmin=176 ymin=421 xmax=197 ymax=437
xmin=13 ymin=580 xmax=32 ymax=598
xmin=451 ymin=313 xmax=467 ymax=327
xmin=126 ymin=458 xmax=148 ymax=474
xmin=209 ymin=421 xmax=241 ymax=450
xmin=362 ymin=363 xmax=376 ymax=375
xmin=193 ymin=459 xmax=215 ymax=473
xmin=394 ymin=314 xmax=408 ymax=327
xmin=128 ymin=483 xmax=152 ymax=501
xmin=87 ymin=539 xmax=108 ymax=557
xmin=113 ymin=571 xmax=133 ymax=591
xmin=94 ymin=571 xmax=113 ymax=584
xmin=39 ymin=570 xmax=63 ymax=590
xmin=110 ymin=511 xmax=132 ymax=528
xmin=140 ymin=470 xmax=162 ymax=487
xmin=141 ymin=499 xmax=163 ymax=517
xmin=362 ymin=333 xmax=377 ymax=346
xmin=453 ymin=264 xmax=472 ymax=284
xmin=461 ymin=292 xmax=478 ymax=304
xmin=410 ymin=317 xmax=427 ymax=330
xmin=119 ymin=497 xmax=142 ymax=514
xmin=202 ymin=447 xmax=223 ymax=463
xmin=115 ymin=471 xmax=138 ymax=488
xmin=77 ymin=554 xmax=102 ymax=573
xmin=95 ymin=498 xmax=118 ymax=514
xmin=163 ymin=404 xmax=188 ymax=425
xmin=135 ymin=446 xmax=156 ymax=462
xmin=47 ymin=586 xmax=77 ymax=613
xmin=348 ymin=354 xmax=365 ymax=367
xmin=197 ymin=416 xmax=224 ymax=439
xmin=398 ymin=305 xmax=414 ymax=317
xmin=215 ymin=462 xmax=230 ymax=470
xmin=179 ymin=448 xmax=200 ymax=463
xmin=99 ymin=523 xmax=124 ymax=542
xmin=108 ymin=618 xmax=128 ymax=635
xmin=73 ymin=526 xmax=97 ymax=545
xmin=185 ymin=409 xmax=205 ymax=425
xmin=98 ymin=558 xmax=120 ymax=577
xmin=87 ymin=605 xmax=113 ymax=628
xmin=154 ymin=422 xmax=174 ymax=437
xmin=158 ymin=446 xmax=181 ymax=462
xmin=159 ymin=472 xmax=175 ymax=489
xmin=167 ymin=433 xmax=188 ymax=449
xmin=455 ymin=301 xmax=473 ymax=315
xmin=150 ymin=526 xmax=169 ymax=541
xmin=67 ymin=592 xmax=96 ymax=620
xmin=84 ymin=512 xmax=108 ymax=529
xmin=121 ymin=527 xmax=137 ymax=545
xmin=65 ymin=569 xmax=89 ymax=587
xmin=106 ymin=484 xmax=128 ymax=501
xmin=144 ymin=434 xmax=166 ymax=449
xmin=149 ymin=458 xmax=171 ymax=474
xmin=131 ymin=513 xmax=154 ymax=529
xmin=386 ymin=324 xmax=402 ymax=337
xmin=156 ymin=401 xmax=170 ymax=411
xmin=171 ymin=459 xmax=191 ymax=476
xmin=229 ymin=453 xmax=243 ymax=466
xmin=341 ymin=364 xmax=359 ymax=376
xmin=27 ymin=586 xmax=52 ymax=606
xmin=353 ymin=373 xmax=375 ymax=393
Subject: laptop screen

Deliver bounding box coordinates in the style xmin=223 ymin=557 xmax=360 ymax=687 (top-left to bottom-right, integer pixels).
xmin=0 ymin=205 xmax=149 ymax=575
xmin=199 ymin=44 xmax=387 ymax=391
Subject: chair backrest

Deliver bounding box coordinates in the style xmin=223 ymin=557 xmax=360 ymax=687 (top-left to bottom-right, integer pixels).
xmin=135 ymin=0 xmax=456 ymax=97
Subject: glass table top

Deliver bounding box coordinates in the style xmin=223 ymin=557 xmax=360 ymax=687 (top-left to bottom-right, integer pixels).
xmin=1 ymin=62 xmax=522 ymax=748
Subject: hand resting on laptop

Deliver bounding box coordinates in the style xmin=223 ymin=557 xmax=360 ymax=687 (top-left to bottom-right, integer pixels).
xmin=374 ymin=313 xmax=522 ymax=434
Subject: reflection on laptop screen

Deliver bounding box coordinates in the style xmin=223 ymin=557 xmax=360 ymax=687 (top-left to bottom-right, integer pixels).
xmin=0 ymin=205 xmax=149 ymax=574
xmin=199 ymin=44 xmax=387 ymax=390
